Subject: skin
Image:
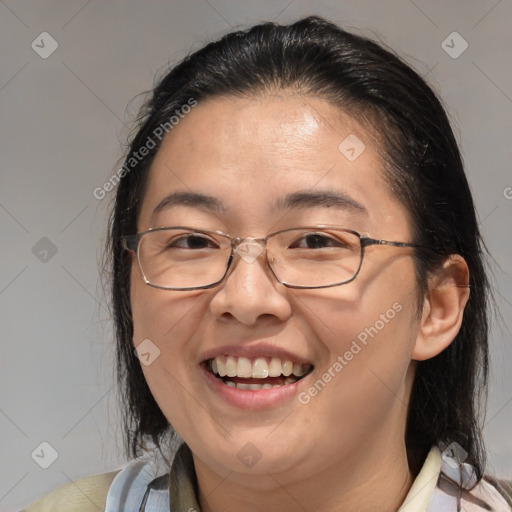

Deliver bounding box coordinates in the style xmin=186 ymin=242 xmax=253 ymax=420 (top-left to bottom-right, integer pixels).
xmin=129 ymin=93 xmax=470 ymax=512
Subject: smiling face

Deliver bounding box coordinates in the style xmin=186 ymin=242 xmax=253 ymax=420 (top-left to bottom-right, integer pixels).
xmin=130 ymin=92 xmax=422 ymax=485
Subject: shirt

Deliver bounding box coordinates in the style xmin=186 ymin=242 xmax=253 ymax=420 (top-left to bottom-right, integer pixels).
xmin=103 ymin=443 xmax=512 ymax=511
xmin=22 ymin=443 xmax=511 ymax=511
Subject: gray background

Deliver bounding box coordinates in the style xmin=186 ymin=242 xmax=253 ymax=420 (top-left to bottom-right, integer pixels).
xmin=1 ymin=1 xmax=511 ymax=510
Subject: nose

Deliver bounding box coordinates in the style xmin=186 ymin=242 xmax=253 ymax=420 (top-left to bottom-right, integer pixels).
xmin=208 ymin=238 xmax=292 ymax=326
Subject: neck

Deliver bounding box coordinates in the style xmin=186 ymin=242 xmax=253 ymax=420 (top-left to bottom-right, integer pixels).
xmin=194 ymin=437 xmax=415 ymax=512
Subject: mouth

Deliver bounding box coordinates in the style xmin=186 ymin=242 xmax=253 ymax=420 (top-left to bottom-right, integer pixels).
xmin=203 ymin=355 xmax=314 ymax=390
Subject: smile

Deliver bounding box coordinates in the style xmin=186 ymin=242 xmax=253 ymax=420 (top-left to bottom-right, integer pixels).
xmin=206 ymin=356 xmax=314 ymax=390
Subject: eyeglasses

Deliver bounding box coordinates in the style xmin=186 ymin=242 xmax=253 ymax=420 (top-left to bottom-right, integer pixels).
xmin=121 ymin=225 xmax=418 ymax=290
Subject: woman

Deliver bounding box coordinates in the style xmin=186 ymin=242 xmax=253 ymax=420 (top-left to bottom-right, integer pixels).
xmin=23 ymin=15 xmax=511 ymax=512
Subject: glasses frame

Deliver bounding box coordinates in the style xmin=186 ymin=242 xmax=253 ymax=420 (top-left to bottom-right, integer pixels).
xmin=121 ymin=225 xmax=419 ymax=291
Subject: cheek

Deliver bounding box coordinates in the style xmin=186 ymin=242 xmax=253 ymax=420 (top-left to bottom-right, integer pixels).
xmin=129 ymin=265 xmax=201 ymax=390
xmin=294 ymin=296 xmax=417 ymax=460
xmin=130 ymin=264 xmax=206 ymax=345
xmin=294 ymin=260 xmax=418 ymax=419
xmin=299 ymin=265 xmax=418 ymax=358
xmin=129 ymin=266 xmax=212 ymax=436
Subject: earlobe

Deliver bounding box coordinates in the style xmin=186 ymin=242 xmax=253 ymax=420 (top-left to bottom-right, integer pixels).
xmin=412 ymin=255 xmax=470 ymax=361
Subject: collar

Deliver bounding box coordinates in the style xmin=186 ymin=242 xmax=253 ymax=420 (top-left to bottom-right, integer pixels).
xmin=168 ymin=443 xmax=200 ymax=511
xmin=166 ymin=444 xmax=444 ymax=512
xmin=107 ymin=443 xmax=507 ymax=511
xmin=399 ymin=446 xmax=442 ymax=512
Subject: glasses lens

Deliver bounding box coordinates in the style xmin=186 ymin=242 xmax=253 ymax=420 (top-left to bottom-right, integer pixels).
xmin=268 ymin=228 xmax=362 ymax=287
xmin=137 ymin=229 xmax=230 ymax=289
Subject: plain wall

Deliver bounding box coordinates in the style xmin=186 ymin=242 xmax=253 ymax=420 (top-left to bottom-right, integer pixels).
xmin=1 ymin=1 xmax=511 ymax=510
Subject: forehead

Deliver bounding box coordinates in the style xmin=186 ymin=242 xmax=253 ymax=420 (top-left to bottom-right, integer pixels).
xmin=138 ymin=93 xmax=409 ymax=235
xmin=153 ymin=93 xmax=373 ymax=172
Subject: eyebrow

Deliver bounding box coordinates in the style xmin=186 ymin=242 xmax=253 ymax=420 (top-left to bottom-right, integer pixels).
xmin=151 ymin=191 xmax=226 ymax=223
xmin=150 ymin=189 xmax=367 ymax=223
xmin=274 ymin=190 xmax=367 ymax=216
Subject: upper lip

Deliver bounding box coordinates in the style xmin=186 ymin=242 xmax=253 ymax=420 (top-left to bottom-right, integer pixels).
xmin=200 ymin=343 xmax=313 ymax=366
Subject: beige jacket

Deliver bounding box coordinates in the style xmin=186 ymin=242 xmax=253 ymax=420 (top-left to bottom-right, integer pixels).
xmin=21 ymin=470 xmax=120 ymax=512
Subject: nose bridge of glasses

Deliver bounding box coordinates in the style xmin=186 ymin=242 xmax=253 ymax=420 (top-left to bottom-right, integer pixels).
xmin=233 ymin=237 xmax=266 ymax=264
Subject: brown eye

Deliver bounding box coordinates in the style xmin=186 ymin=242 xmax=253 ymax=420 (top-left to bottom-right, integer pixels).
xmin=289 ymin=233 xmax=347 ymax=249
xmin=167 ymin=234 xmax=219 ymax=250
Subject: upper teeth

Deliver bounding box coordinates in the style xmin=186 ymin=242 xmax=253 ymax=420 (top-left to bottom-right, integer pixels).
xmin=211 ymin=356 xmax=311 ymax=379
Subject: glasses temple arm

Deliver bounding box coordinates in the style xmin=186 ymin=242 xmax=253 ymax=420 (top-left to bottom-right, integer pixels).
xmin=361 ymin=238 xmax=419 ymax=248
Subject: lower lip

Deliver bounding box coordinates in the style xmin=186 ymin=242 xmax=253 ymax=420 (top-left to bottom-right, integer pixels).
xmin=201 ymin=366 xmax=310 ymax=410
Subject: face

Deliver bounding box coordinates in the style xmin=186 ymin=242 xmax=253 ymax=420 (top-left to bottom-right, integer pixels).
xmin=130 ymin=93 xmax=421 ymax=484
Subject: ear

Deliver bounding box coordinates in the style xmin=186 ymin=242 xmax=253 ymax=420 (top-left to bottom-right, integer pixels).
xmin=412 ymin=255 xmax=470 ymax=361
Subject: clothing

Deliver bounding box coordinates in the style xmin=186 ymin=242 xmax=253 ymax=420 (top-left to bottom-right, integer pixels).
xmin=20 ymin=470 xmax=120 ymax=512
xmin=21 ymin=444 xmax=512 ymax=511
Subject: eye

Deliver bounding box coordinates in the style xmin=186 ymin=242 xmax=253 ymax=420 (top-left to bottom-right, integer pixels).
xmin=167 ymin=233 xmax=219 ymax=250
xmin=289 ymin=233 xmax=348 ymax=249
